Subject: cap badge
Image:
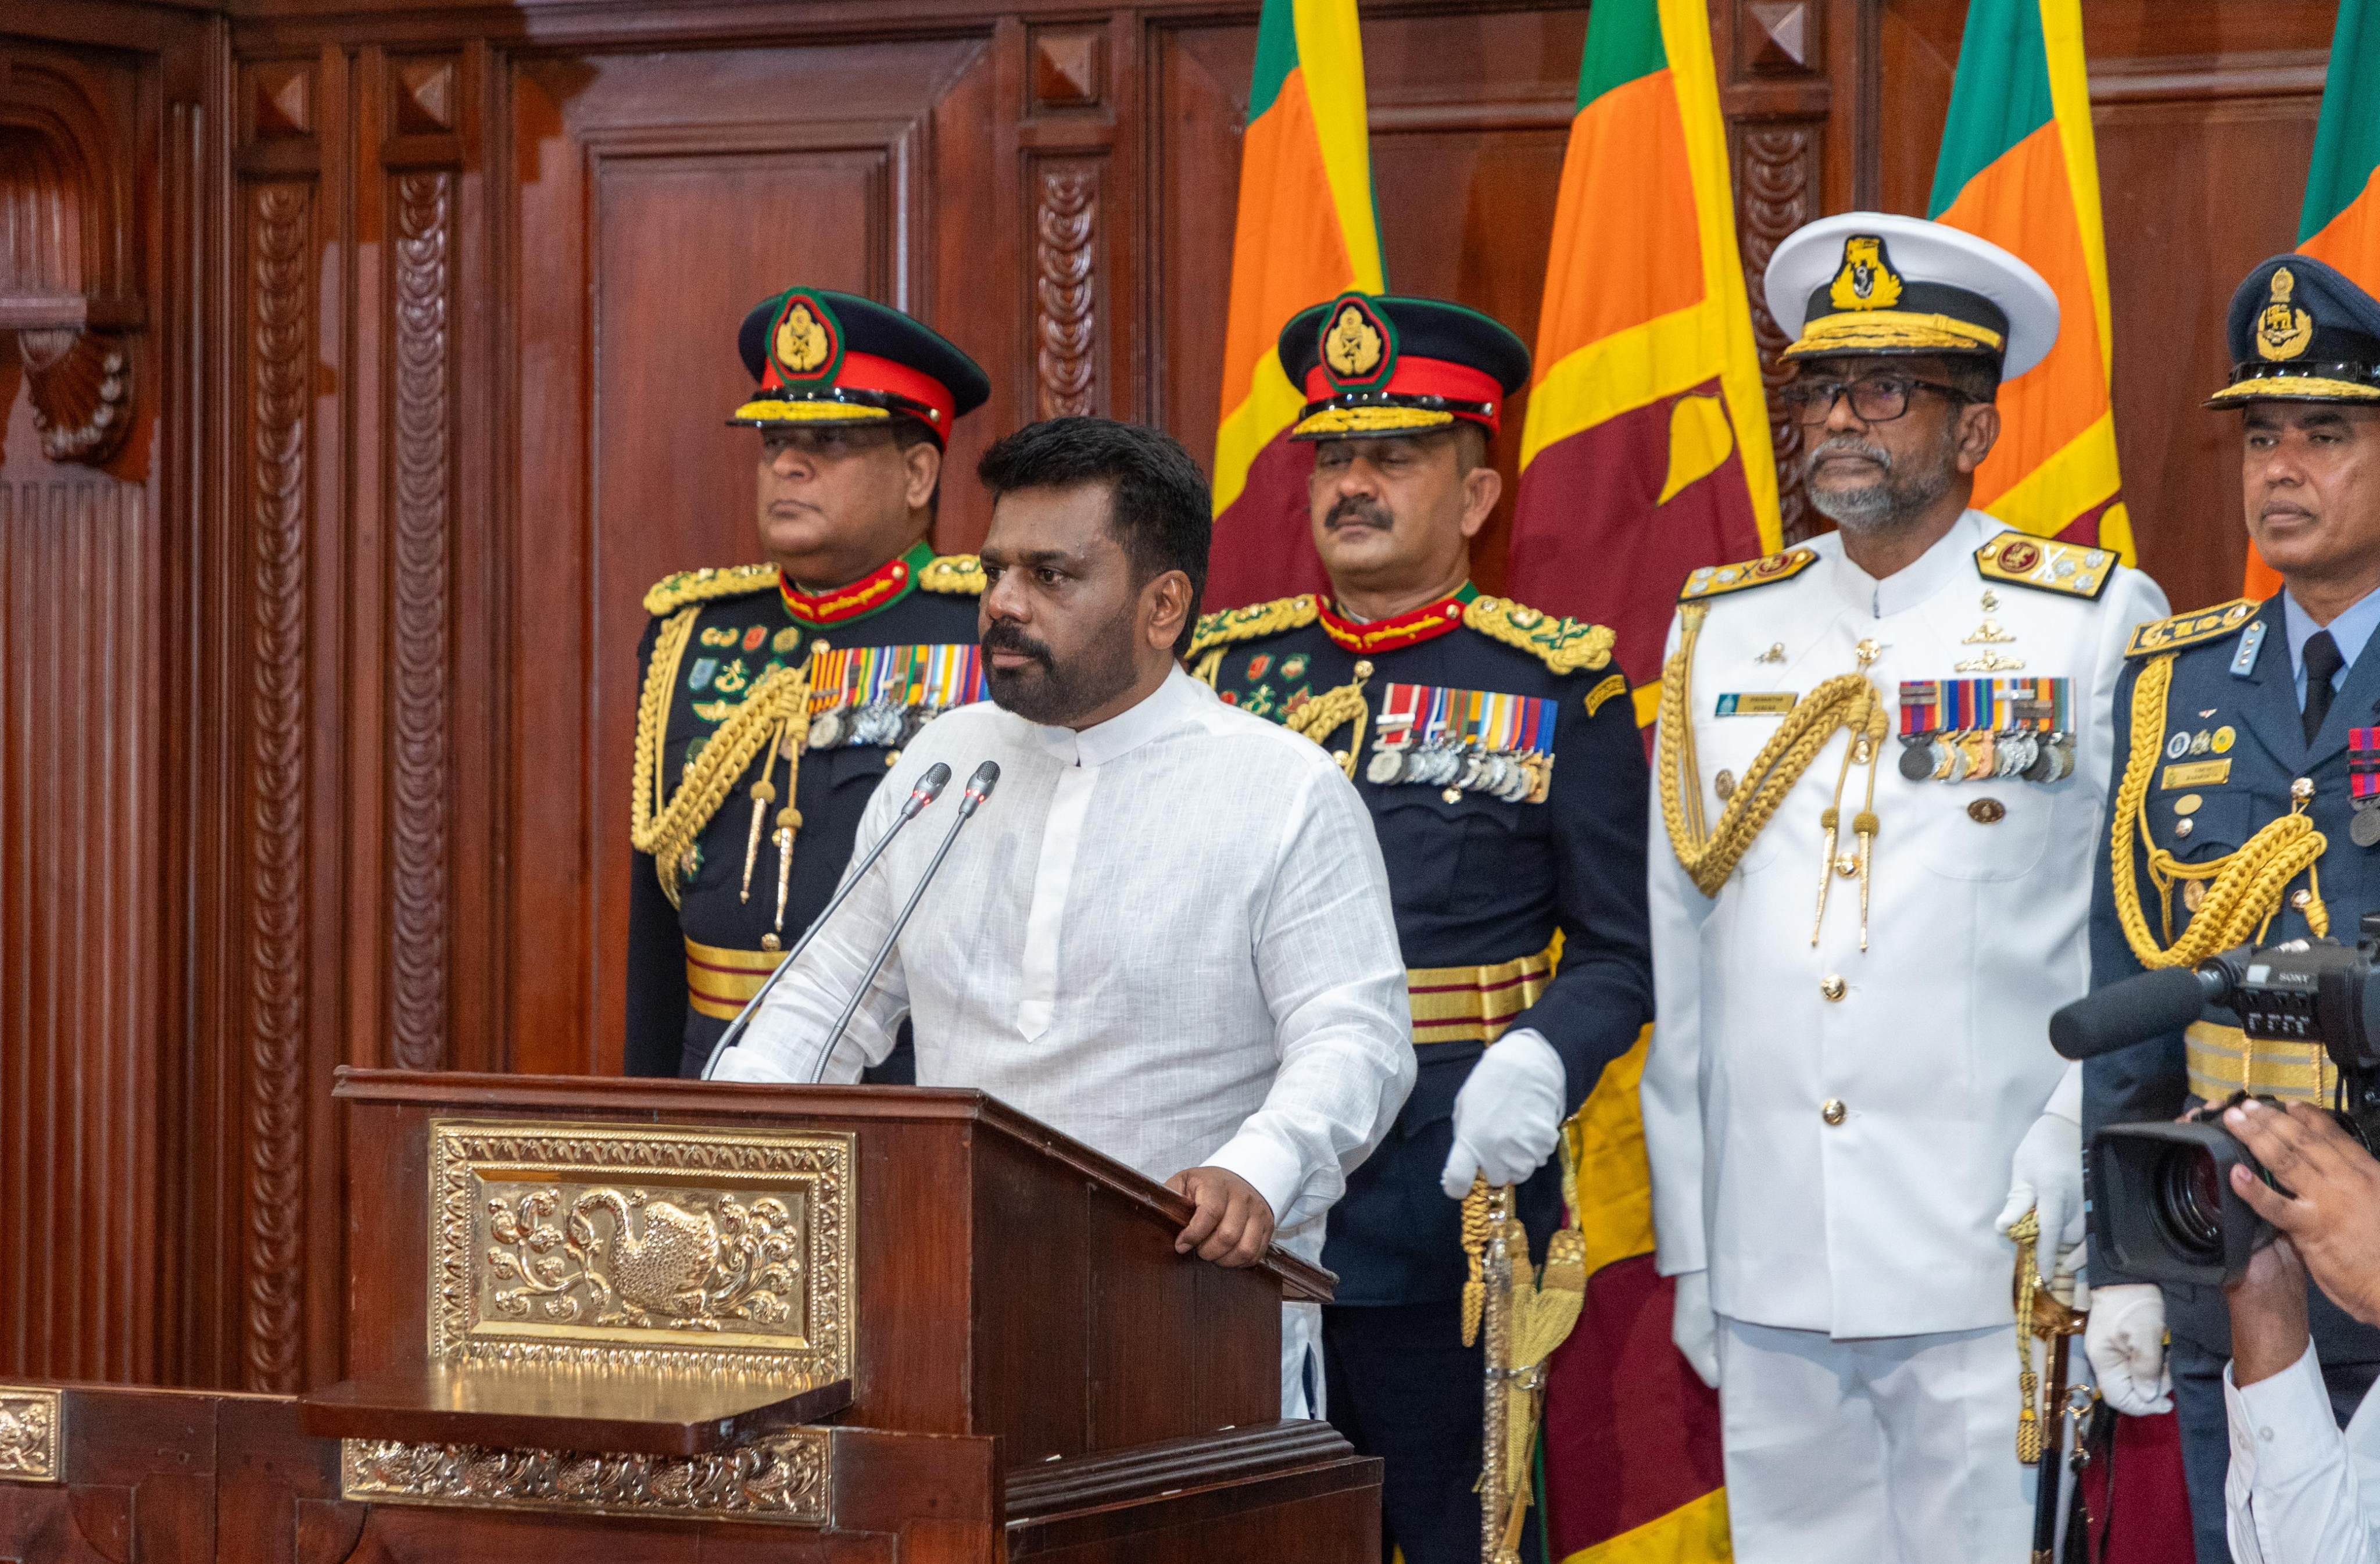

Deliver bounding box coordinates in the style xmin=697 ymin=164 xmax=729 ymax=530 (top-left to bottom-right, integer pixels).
xmin=769 ymin=291 xmax=844 ymax=383
xmin=2257 ymin=267 xmax=2315 ymax=362
xmin=1829 ymin=235 xmax=1905 ymax=313
xmin=1319 ymin=294 xmax=1395 ymax=389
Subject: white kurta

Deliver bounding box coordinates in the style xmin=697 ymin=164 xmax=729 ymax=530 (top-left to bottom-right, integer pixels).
xmin=2226 ymin=1343 xmax=2380 ymax=1564
xmin=1641 ymin=510 xmax=2168 ymax=1337
xmin=713 ymin=667 xmax=1417 ymax=1410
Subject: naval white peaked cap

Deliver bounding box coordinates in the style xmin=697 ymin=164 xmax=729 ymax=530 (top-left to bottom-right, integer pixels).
xmin=1763 ymin=211 xmax=2062 ymax=382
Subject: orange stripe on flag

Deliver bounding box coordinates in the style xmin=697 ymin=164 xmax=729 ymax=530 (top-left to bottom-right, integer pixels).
xmin=2300 ymin=163 xmax=2380 ymax=280
xmin=1937 ymin=120 xmax=2114 ymax=517
xmin=1530 ymin=70 xmax=1704 ymax=373
xmin=1215 ymin=70 xmax=1355 ymax=427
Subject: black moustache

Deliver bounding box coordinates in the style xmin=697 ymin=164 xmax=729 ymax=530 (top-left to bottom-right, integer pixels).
xmin=981 ymin=627 xmax=1053 ymax=664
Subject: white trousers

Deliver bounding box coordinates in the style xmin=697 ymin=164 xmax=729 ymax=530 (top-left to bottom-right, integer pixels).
xmin=1717 ymin=1315 xmax=2037 ymax=1564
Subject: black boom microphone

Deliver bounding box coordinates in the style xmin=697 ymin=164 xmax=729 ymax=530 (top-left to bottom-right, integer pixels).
xmin=699 ymin=761 xmax=953 ymax=1080
xmin=803 ymin=760 xmax=1003 ymax=1083
xmin=2048 ymin=960 xmax=2236 ymax=1061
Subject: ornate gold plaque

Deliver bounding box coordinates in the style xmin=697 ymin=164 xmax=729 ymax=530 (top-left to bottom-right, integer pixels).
xmin=0 ymin=1386 xmax=60 ymax=1483
xmin=341 ymin=1429 xmax=831 ymax=1525
xmin=430 ymin=1121 xmax=853 ymax=1385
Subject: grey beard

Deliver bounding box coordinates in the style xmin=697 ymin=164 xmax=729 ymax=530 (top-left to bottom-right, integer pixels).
xmin=1803 ymin=432 xmax=1956 ymax=535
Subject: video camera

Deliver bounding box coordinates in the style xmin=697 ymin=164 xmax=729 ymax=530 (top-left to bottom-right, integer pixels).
xmin=2048 ymin=914 xmax=2380 ymax=1287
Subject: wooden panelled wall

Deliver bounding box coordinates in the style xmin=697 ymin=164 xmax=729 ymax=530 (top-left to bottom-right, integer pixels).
xmin=0 ymin=0 xmax=2345 ymax=1390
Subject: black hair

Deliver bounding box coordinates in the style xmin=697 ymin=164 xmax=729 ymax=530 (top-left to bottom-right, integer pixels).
xmin=977 ymin=417 xmax=1212 ymax=657
xmin=1944 ymin=356 xmax=2003 ymax=403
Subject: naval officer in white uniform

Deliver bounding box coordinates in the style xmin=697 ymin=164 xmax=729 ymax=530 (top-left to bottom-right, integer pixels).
xmin=1638 ymin=213 xmax=2169 ymax=1563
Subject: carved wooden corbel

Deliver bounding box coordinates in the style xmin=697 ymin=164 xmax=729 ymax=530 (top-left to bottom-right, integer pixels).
xmin=16 ymin=327 xmax=131 ymax=467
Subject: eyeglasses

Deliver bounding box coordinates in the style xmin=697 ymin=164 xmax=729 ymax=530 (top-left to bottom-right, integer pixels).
xmin=1779 ymin=376 xmax=1972 ymax=425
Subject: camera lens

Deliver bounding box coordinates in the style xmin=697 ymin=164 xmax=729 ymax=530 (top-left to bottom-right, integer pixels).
xmin=2153 ymin=1144 xmax=2228 ymax=1259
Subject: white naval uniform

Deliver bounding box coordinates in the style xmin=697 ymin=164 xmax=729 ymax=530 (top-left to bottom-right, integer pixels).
xmin=1640 ymin=510 xmax=2167 ymax=1562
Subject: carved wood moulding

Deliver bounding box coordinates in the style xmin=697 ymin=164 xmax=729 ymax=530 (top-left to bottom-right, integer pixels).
xmin=1033 ymin=163 xmax=1098 ymax=418
xmin=1734 ymin=121 xmax=1820 ymax=542
xmin=244 ymin=180 xmax=313 ymax=1395
xmin=389 ymin=170 xmax=454 ymax=1073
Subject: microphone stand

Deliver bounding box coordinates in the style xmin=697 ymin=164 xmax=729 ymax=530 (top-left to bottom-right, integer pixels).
xmin=699 ymin=761 xmax=951 ymax=1081
xmin=805 ymin=760 xmax=1001 ymax=1083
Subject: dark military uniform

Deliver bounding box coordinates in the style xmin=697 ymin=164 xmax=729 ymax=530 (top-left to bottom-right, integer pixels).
xmin=1195 ymin=289 xmax=1653 ymax=1564
xmin=627 ymin=545 xmax=986 ymax=1079
xmin=623 ymin=284 xmax=990 ymax=1080
xmin=2086 ymin=253 xmax=2380 ymax=1563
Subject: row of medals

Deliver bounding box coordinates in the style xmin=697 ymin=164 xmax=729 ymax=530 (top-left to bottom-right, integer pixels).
xmin=808 ymin=698 xmax=941 ymax=752
xmin=1895 ymin=728 xmax=2077 ymax=785
xmin=1366 ymin=730 xmax=1548 ymax=803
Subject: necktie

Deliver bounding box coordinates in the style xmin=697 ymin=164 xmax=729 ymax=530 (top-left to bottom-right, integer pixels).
xmin=2304 ymin=629 xmax=2345 ymax=743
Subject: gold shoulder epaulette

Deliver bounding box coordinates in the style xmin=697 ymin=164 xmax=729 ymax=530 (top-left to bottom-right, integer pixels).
xmin=919 ymin=553 xmax=986 ymax=595
xmin=2125 ymin=598 xmax=2260 ymax=658
xmin=1464 ymin=596 xmax=1615 ymax=675
xmin=643 ymin=563 xmax=778 ymax=617
xmin=1189 ymin=595 xmax=1319 ymax=657
xmin=1678 ymin=547 xmax=1820 ymax=601
xmin=1975 ymin=531 xmax=2116 ymax=600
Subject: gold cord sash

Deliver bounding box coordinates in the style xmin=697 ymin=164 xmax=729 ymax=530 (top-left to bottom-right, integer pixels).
xmin=2107 ymin=652 xmax=2327 ymax=968
xmin=1656 ymin=603 xmax=1891 ymax=940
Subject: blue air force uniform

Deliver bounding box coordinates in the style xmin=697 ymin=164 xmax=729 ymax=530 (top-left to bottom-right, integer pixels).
xmin=2084 ymin=253 xmax=2380 ymax=1562
xmin=1190 ymin=291 xmax=1654 ymax=1564
xmin=624 ymin=287 xmax=990 ymax=1080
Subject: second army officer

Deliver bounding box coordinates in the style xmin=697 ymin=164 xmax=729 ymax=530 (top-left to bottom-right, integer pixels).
xmin=1190 ymin=292 xmax=1655 ymax=1564
xmin=627 ymin=287 xmax=992 ymax=1080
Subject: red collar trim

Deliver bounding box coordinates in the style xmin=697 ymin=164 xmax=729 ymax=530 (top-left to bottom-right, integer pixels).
xmin=778 ymin=543 xmax=926 ymax=625
xmin=1315 ymin=592 xmax=1469 ymax=654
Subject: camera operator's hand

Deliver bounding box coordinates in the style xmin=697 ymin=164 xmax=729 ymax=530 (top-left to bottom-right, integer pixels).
xmin=2085 ymin=1283 xmax=2174 ymax=1415
xmin=2224 ymin=1228 xmax=2311 ymax=1390
xmin=2224 ymin=1097 xmax=2380 ymax=1327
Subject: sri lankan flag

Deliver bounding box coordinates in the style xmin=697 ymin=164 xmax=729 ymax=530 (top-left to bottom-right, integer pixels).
xmin=1929 ymin=0 xmax=2130 ymax=561
xmin=1506 ymin=0 xmax=1778 ymax=720
xmin=1206 ymin=0 xmax=1384 ymax=611
xmin=1540 ymin=1027 xmax=1729 ymax=1563
xmin=2247 ymin=0 xmax=2380 ymax=598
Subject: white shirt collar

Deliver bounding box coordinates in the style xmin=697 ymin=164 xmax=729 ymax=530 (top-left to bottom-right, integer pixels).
xmin=1033 ymin=664 xmax=1206 ymax=767
xmin=1827 ymin=509 xmax=1993 ymax=619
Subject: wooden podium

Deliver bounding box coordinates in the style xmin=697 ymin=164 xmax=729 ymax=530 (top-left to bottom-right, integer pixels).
xmin=0 ymin=1071 xmax=1381 ymax=1562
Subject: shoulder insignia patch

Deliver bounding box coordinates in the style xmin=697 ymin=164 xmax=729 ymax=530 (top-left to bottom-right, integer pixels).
xmin=919 ymin=553 xmax=986 ymax=595
xmin=1189 ymin=595 xmax=1320 ymax=657
xmin=1583 ymin=672 xmax=1629 ymax=717
xmin=1679 ymin=548 xmax=1819 ymax=602
xmin=1464 ymin=596 xmax=1615 ymax=675
xmin=2125 ymin=597 xmax=2262 ymax=658
xmin=1974 ymin=532 xmax=2116 ymax=600
xmin=642 ymin=563 xmax=779 ymax=617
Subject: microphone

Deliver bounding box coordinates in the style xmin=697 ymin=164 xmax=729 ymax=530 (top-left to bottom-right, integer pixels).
xmin=2049 ymin=958 xmax=2238 ymax=1061
xmin=700 ymin=761 xmax=951 ymax=1080
xmin=804 ymin=760 xmax=1001 ymax=1083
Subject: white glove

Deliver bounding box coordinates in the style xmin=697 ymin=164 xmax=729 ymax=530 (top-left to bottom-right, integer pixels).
xmin=1996 ymin=1106 xmax=2086 ymax=1284
xmin=2084 ymin=1283 xmax=2173 ymax=1415
xmin=1671 ymin=1269 xmax=1720 ymax=1389
xmin=1439 ymin=1029 xmax=1567 ymax=1197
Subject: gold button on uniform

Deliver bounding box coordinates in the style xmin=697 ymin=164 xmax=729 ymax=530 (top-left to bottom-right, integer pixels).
xmin=2174 ymin=793 xmax=2203 ymax=816
xmin=885 ymin=749 xmax=902 ymax=767
xmin=2293 ymin=777 xmax=2315 ymax=801
xmin=2175 ymin=818 xmax=2194 ymax=838
xmin=1821 ymin=1099 xmax=1848 ymax=1126
xmin=1442 ymin=788 xmax=1463 ymax=804
xmin=1820 ymin=975 xmax=1846 ymax=1001
xmin=2292 ymin=887 xmax=2314 ymax=910
xmin=1967 ymin=798 xmax=2005 ymax=824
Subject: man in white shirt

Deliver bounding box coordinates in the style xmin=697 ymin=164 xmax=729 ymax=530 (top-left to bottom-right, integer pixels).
xmin=2214 ymin=1096 xmax=2380 ymax=1564
xmin=1640 ymin=212 xmax=2167 ymax=1563
xmin=709 ymin=416 xmax=1418 ymax=1416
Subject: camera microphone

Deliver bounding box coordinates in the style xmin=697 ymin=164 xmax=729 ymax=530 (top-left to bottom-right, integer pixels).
xmin=2049 ymin=964 xmax=2232 ymax=1061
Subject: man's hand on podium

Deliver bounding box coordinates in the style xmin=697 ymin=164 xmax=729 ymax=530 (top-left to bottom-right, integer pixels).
xmin=1165 ymin=1166 xmax=1278 ymax=1267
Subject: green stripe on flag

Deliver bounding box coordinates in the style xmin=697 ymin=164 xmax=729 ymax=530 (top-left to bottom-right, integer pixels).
xmin=1248 ymin=0 xmax=1300 ymax=121
xmin=1928 ymin=0 xmax=2056 ymax=219
xmin=2303 ymin=0 xmax=2380 ymax=242
xmin=1576 ymin=0 xmax=1667 ymax=113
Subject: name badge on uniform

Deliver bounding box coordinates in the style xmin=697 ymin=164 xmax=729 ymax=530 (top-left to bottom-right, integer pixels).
xmin=1894 ymin=677 xmax=2075 ymax=784
xmin=1715 ymin=692 xmax=1796 ymax=717
xmin=806 ymin=643 xmax=986 ymax=750
xmin=1368 ymin=682 xmax=1556 ymax=803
